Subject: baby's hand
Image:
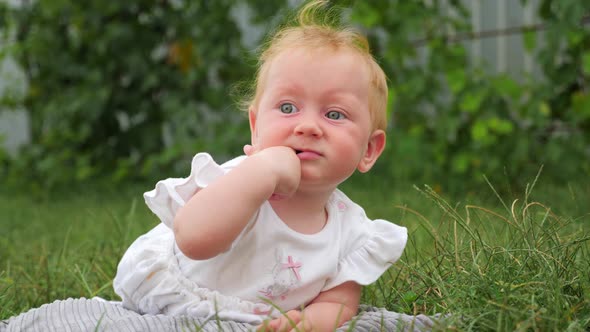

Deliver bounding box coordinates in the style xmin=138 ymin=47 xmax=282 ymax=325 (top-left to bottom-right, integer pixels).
xmin=243 ymin=145 xmax=301 ymax=200
xmin=257 ymin=310 xmax=312 ymax=332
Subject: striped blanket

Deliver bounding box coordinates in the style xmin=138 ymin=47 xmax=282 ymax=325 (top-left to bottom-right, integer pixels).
xmin=1 ymin=298 xmax=442 ymax=331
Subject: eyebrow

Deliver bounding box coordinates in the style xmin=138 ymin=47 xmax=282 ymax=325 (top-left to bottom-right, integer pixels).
xmin=323 ymin=89 xmax=366 ymax=109
xmin=270 ymin=83 xmax=302 ymax=95
xmin=268 ymin=82 xmax=367 ymax=110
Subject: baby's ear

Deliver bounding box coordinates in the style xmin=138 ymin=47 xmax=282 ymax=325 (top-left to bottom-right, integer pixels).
xmin=357 ymin=130 xmax=386 ymax=173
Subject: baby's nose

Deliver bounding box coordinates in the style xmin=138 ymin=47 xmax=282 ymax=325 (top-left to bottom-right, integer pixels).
xmin=294 ymin=119 xmax=322 ymax=137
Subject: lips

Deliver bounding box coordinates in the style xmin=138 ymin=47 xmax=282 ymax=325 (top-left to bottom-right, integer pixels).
xmin=294 ymin=148 xmax=322 ymax=160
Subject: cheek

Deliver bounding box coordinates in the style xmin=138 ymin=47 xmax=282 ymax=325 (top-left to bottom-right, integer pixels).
xmin=258 ymin=119 xmax=289 ymax=139
xmin=253 ymin=128 xmax=275 ymax=147
xmin=338 ymin=127 xmax=366 ymax=145
xmin=337 ymin=129 xmax=368 ymax=157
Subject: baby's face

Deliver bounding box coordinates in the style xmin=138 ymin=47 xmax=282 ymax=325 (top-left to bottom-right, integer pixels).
xmin=249 ymin=47 xmax=384 ymax=191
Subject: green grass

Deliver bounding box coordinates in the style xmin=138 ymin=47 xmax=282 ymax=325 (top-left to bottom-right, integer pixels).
xmin=0 ymin=184 xmax=158 ymax=319
xmin=1 ymin=177 xmax=589 ymax=331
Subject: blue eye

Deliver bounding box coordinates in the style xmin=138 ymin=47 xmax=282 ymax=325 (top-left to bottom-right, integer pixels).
xmin=279 ymin=103 xmax=298 ymax=114
xmin=326 ymin=110 xmax=345 ymax=120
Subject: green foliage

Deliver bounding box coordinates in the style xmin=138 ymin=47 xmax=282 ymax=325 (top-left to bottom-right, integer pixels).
xmin=0 ymin=0 xmax=589 ymax=193
xmin=352 ymin=0 xmax=590 ymax=191
xmin=1 ymin=1 xmax=258 ymax=191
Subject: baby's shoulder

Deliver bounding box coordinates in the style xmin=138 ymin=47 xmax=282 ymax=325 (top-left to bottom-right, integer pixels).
xmin=330 ymin=189 xmax=369 ymax=220
xmin=327 ymin=190 xmax=375 ymax=240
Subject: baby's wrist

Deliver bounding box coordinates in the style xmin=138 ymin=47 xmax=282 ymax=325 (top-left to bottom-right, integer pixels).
xmin=242 ymin=152 xmax=282 ymax=194
xmin=252 ymin=148 xmax=290 ymax=181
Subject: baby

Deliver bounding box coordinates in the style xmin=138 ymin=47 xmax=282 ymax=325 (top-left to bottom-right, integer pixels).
xmin=113 ymin=1 xmax=407 ymax=331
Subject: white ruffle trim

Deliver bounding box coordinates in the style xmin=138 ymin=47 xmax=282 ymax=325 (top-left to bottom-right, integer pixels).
xmin=323 ymin=219 xmax=408 ymax=290
xmin=143 ymin=153 xmax=243 ymax=228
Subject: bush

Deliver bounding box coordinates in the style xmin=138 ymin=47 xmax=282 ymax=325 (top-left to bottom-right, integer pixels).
xmin=1 ymin=0 xmax=588 ymax=193
xmin=1 ymin=1 xmax=259 ymax=191
xmin=352 ymin=1 xmax=590 ymax=190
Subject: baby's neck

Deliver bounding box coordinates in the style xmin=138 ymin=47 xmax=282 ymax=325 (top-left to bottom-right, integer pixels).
xmin=270 ymin=190 xmax=333 ymax=235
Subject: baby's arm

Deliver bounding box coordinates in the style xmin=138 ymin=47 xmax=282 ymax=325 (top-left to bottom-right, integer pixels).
xmin=259 ymin=281 xmax=361 ymax=331
xmin=174 ymin=146 xmax=300 ymax=260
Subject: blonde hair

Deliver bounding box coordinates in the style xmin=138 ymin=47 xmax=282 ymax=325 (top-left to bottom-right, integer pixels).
xmin=243 ymin=0 xmax=388 ymax=131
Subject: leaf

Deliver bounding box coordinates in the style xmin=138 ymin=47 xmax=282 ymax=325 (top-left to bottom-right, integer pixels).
xmin=571 ymin=92 xmax=590 ymax=120
xmin=523 ymin=30 xmax=537 ymax=52
xmin=447 ymin=69 xmax=467 ymax=94
xmin=492 ymin=75 xmax=520 ymax=99
xmin=460 ymin=90 xmax=486 ymax=113
xmin=167 ymin=40 xmax=195 ymax=73
xmin=402 ymin=291 xmax=418 ymax=303
xmin=471 ymin=120 xmax=489 ymax=142
xmin=350 ymin=2 xmax=380 ymax=28
xmin=451 ymin=152 xmax=471 ymax=174
xmin=567 ymin=31 xmax=584 ymax=47
xmin=539 ymin=102 xmax=551 ymax=117
xmin=488 ymin=117 xmax=514 ymax=135
xmin=582 ymin=52 xmax=590 ymax=76
xmin=409 ymin=125 xmax=425 ymax=137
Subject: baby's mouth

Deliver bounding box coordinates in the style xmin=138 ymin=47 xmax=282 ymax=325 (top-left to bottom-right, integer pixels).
xmin=293 ymin=148 xmax=322 ymax=160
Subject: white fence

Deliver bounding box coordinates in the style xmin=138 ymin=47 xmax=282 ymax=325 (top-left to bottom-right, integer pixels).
xmin=466 ymin=0 xmax=542 ymax=75
xmin=0 ymin=18 xmax=30 ymax=156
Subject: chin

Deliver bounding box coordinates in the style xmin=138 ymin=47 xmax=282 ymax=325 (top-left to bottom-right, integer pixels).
xmin=300 ymin=175 xmax=345 ymax=191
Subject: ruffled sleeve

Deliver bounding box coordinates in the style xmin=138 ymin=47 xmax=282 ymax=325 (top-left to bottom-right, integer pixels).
xmin=323 ymin=195 xmax=408 ymax=290
xmin=143 ymin=153 xmax=245 ymax=228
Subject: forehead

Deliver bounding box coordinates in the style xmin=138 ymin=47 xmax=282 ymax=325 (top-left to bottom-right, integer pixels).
xmin=261 ymin=47 xmax=370 ymax=97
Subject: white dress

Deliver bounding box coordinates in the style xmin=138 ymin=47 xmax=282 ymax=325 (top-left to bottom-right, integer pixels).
xmin=113 ymin=153 xmax=408 ymax=324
